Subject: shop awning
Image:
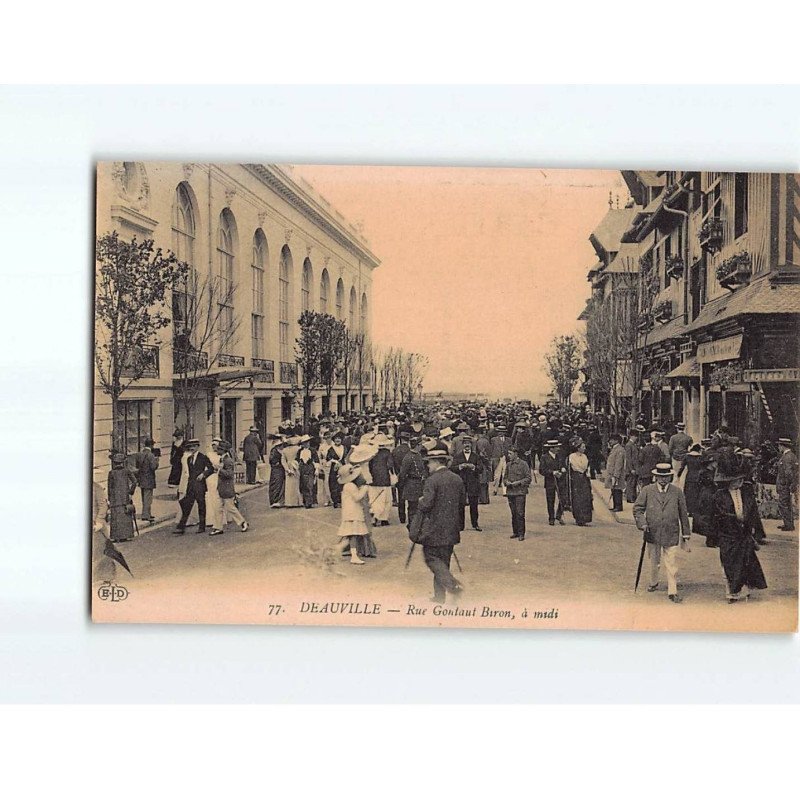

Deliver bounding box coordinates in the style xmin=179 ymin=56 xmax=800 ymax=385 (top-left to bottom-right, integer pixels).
xmin=666 ymin=357 xmax=701 ymax=379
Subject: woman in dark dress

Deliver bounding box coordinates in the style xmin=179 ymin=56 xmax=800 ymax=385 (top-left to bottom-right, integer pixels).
xmin=692 ymin=453 xmax=718 ymax=546
xmin=268 ymin=439 xmax=286 ymax=508
xmin=567 ymin=438 xmax=593 ymax=526
xmin=108 ymin=452 xmax=137 ymax=542
xmin=325 ymin=432 xmax=348 ymax=508
xmin=167 ymin=428 xmax=185 ymax=489
xmin=711 ymin=457 xmax=767 ymax=602
xmin=679 ymin=444 xmax=704 ymax=515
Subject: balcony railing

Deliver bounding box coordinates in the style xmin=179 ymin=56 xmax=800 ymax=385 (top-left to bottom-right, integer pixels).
xmin=716 ymin=252 xmax=752 ymax=291
xmin=218 ymin=353 xmax=245 ymax=367
xmin=121 ymin=344 xmax=159 ymax=378
xmin=280 ymin=361 xmax=298 ymax=384
xmin=252 ymin=358 xmax=275 ymax=382
xmin=173 ymin=348 xmax=209 ymax=374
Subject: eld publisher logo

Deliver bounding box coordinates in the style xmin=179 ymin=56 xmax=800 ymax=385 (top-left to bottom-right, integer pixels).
xmin=97 ymin=582 xmax=129 ymax=602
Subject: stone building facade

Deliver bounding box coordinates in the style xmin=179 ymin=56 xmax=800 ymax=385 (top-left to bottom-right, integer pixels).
xmin=94 ymin=162 xmax=379 ymax=484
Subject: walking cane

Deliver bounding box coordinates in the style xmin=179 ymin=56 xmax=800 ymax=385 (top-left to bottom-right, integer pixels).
xmin=404 ymin=542 xmax=416 ymax=569
xmin=131 ymin=508 xmax=140 ymax=538
xmin=452 ymin=550 xmax=463 ymax=573
xmin=634 ymin=531 xmax=647 ymax=592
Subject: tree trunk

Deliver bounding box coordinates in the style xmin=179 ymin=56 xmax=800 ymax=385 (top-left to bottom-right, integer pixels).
xmin=111 ymin=394 xmax=124 ymax=455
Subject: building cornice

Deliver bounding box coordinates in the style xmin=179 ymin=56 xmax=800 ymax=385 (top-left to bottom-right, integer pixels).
xmin=242 ymin=164 xmax=380 ymax=270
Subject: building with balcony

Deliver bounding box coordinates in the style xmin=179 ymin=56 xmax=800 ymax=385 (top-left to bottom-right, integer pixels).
xmin=94 ymin=162 xmax=380 ymax=482
xmin=585 ymin=170 xmax=800 ymax=446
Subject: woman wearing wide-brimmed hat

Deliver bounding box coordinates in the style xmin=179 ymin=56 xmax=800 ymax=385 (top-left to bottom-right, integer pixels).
xmin=367 ymin=433 xmax=396 ymax=526
xmin=281 ymin=436 xmax=303 ymax=508
xmin=711 ymin=451 xmax=768 ymax=602
xmin=337 ymin=442 xmax=379 ymax=563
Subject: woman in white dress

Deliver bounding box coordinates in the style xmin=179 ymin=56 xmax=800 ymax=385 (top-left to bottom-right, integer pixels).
xmin=281 ymin=436 xmax=302 ymax=508
xmin=317 ymin=429 xmax=334 ymax=507
xmin=205 ymin=439 xmax=224 ymax=531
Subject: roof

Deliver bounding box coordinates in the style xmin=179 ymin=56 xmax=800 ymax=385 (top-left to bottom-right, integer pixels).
xmin=589 ymin=207 xmax=639 ymax=257
xmin=621 ymin=171 xmax=666 ymax=205
xmin=639 ymin=314 xmax=687 ymax=347
xmin=685 ymin=275 xmax=800 ymax=334
xmin=666 ymin=356 xmax=701 ymax=379
xmin=606 ymin=242 xmax=640 ymax=273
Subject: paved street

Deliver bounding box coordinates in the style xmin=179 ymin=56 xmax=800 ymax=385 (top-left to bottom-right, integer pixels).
xmin=103 ymin=475 xmax=798 ymax=630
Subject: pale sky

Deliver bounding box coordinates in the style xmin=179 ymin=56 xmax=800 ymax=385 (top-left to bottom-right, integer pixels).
xmin=292 ymin=165 xmax=626 ymax=400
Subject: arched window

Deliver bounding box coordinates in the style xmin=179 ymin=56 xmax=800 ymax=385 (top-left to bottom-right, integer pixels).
xmin=279 ymin=246 xmax=293 ymax=362
xmin=320 ymin=269 xmax=330 ymax=314
xmin=336 ymin=278 xmax=344 ymax=320
xmin=360 ymin=292 xmax=368 ymax=332
xmin=301 ymin=258 xmax=312 ymax=313
xmin=349 ymin=287 xmax=357 ymax=331
xmin=171 ymin=183 xmax=197 ymax=338
xmin=216 ymin=209 xmax=237 ymax=345
xmin=251 ymin=230 xmax=268 ymax=359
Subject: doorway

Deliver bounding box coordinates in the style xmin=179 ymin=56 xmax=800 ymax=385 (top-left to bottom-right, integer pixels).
xmin=254 ymin=397 xmax=269 ymax=454
xmin=220 ymin=398 xmax=237 ymax=448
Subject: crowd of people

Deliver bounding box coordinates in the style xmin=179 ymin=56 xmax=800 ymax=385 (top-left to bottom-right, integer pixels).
xmin=96 ymin=400 xmax=798 ymax=606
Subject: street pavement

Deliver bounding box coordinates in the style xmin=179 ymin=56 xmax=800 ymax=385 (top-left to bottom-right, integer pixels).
xmin=109 ymin=473 xmax=798 ymax=627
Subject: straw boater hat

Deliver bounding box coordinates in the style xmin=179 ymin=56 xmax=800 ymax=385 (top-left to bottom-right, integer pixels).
xmin=651 ymin=462 xmax=674 ymax=477
xmin=423 ymin=446 xmax=450 ymax=462
xmin=439 ymin=427 xmax=455 ymax=439
xmin=545 ymin=439 xmax=561 ymax=449
xmin=298 ymin=434 xmax=311 ymax=444
xmin=348 ymin=442 xmax=379 ymax=465
xmin=676 ymin=422 xmax=686 ymax=430
xmin=111 ymin=452 xmax=127 ymax=465
xmin=456 ymin=422 xmax=470 ymax=432
xmin=249 ymin=425 xmax=259 ymax=432
xmin=778 ymin=437 xmax=793 ymax=447
xmin=373 ymin=433 xmax=394 ymax=449
xmin=186 ymin=438 xmax=201 ymax=448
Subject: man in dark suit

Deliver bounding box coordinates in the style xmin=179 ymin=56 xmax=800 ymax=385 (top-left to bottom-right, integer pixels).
xmin=392 ymin=431 xmax=412 ymax=524
xmin=174 ymin=439 xmax=215 ymax=534
xmin=539 ymin=439 xmax=566 ymax=525
xmin=450 ymin=436 xmax=485 ymax=531
xmin=133 ymin=437 xmax=159 ymax=523
xmin=399 ymin=437 xmax=427 ymax=529
xmin=415 ymin=446 xmax=465 ymax=602
xmin=242 ymin=425 xmax=264 ymax=484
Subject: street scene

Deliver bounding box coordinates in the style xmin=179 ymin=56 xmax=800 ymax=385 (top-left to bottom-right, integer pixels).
xmin=92 ymin=164 xmax=799 ymax=631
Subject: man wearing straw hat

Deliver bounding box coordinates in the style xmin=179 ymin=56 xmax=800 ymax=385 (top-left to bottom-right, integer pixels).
xmin=633 ymin=462 xmax=691 ymax=603
xmin=416 ymin=446 xmax=465 ymax=602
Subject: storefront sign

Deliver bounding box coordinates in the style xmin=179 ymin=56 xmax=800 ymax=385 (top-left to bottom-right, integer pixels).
xmin=743 ymin=368 xmax=800 ymax=382
xmin=696 ymin=334 xmax=743 ymax=364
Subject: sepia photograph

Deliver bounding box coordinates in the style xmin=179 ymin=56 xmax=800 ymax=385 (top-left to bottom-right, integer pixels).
xmin=91 ymin=162 xmax=799 ymax=632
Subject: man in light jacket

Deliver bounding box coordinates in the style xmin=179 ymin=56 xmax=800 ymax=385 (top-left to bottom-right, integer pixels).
xmin=633 ymin=463 xmax=692 ymax=603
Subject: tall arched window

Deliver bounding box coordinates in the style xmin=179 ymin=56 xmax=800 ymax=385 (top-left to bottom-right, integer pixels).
xmin=360 ymin=292 xmax=368 ymax=332
xmin=279 ymin=246 xmax=293 ymax=362
xmin=349 ymin=287 xmax=357 ymax=331
xmin=335 ymin=278 xmax=344 ymax=320
xmin=216 ymin=209 xmax=237 ymax=346
xmin=171 ymin=184 xmax=196 ymax=338
xmin=251 ymin=230 xmax=268 ymax=360
xmin=320 ymin=269 xmax=330 ymax=314
xmin=301 ymin=258 xmax=312 ymax=313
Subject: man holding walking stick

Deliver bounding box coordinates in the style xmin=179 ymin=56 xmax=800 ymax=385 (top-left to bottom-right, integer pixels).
xmin=408 ymin=446 xmax=465 ymax=603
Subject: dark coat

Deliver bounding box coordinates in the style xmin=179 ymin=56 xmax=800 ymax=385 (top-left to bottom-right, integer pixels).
xmin=133 ymin=448 xmax=159 ymax=490
xmin=391 ymin=443 xmax=411 ymax=477
xmin=450 ymin=450 xmax=484 ymax=496
xmin=185 ymin=452 xmax=214 ymax=495
xmin=490 ymin=435 xmax=510 ymax=460
xmin=417 ymin=466 xmax=466 ymax=547
xmin=369 ymin=448 xmax=394 ymax=487
xmin=242 ymin=432 xmax=263 ymax=462
xmin=538 ymin=451 xmax=565 ymax=487
xmin=399 ymin=450 xmax=427 ymax=502
xmin=217 ymin=454 xmax=237 ymax=499
xmin=638 ymin=443 xmax=666 ymax=480
xmin=168 ymin=442 xmax=185 ymax=486
xmin=712 ymin=486 xmax=768 ymax=593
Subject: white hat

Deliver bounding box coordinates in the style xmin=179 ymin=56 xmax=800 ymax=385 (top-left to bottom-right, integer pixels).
xmin=348 ymin=442 xmax=379 ymax=465
xmin=439 ymin=427 xmax=455 ymax=438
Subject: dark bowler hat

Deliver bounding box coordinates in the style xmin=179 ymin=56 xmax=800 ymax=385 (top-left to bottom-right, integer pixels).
xmin=111 ymin=452 xmax=126 ymax=465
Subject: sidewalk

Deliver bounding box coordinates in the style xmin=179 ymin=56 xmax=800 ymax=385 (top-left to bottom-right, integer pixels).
xmin=589 ymin=477 xmax=798 ymax=541
xmin=130 ymin=481 xmax=267 ymax=535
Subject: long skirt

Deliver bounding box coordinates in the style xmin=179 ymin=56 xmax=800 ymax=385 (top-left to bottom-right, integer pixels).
xmin=329 ymin=468 xmax=343 ymax=506
xmin=284 ymin=471 xmax=302 ymax=507
xmin=568 ymin=469 xmax=593 ymax=524
xmin=368 ymin=486 xmax=392 ymax=522
xmin=318 ymin=466 xmax=332 ymax=506
xmin=719 ymin=534 xmax=767 ymax=595
xmin=269 ymin=465 xmax=285 ymax=506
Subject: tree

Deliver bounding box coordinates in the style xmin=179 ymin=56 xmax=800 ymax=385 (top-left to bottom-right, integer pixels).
xmin=339 ymin=327 xmax=358 ymax=412
xmin=321 ymin=317 xmax=347 ymax=412
xmin=294 ymin=310 xmax=328 ymax=430
xmin=172 ymin=269 xmax=241 ymax=438
xmin=544 ymin=334 xmax=581 ymax=406
xmin=353 ymin=330 xmax=372 ymax=411
xmin=95 ymin=231 xmax=187 ymax=453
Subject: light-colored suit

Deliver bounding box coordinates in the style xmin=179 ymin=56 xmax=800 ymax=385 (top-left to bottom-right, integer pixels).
xmin=633 ymin=482 xmax=691 ymax=594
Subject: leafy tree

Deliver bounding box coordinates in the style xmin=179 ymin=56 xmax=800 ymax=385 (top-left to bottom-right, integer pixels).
xmin=294 ymin=310 xmax=339 ymax=429
xmin=544 ymin=334 xmax=582 ymax=406
xmin=321 ymin=317 xmax=347 ymax=411
xmin=95 ymin=231 xmax=187 ymax=453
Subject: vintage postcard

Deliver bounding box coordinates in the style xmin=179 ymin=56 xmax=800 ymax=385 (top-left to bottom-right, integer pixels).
xmin=92 ymin=163 xmax=799 ymax=632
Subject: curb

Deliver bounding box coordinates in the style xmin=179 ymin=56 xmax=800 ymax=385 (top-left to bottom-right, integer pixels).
xmin=136 ymin=482 xmax=268 ymax=536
